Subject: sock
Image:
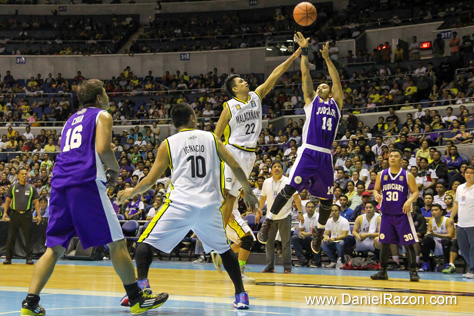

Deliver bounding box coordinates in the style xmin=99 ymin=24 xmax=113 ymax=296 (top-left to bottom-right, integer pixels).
xmin=392 ymin=255 xmax=400 ymax=265
xmin=266 ymin=212 xmax=275 ymax=220
xmin=220 ymin=249 xmax=245 ymax=294
xmin=124 ymin=282 xmax=141 ymax=301
xmin=238 ymin=260 xmax=246 ymax=267
xmin=450 ymin=263 xmax=455 ymax=267
xmin=24 ymin=294 xmax=40 ymax=306
xmin=380 ymin=243 xmax=390 ymax=270
xmin=416 ymin=255 xmax=420 ymax=264
xmin=137 ymin=278 xmax=150 ymax=289
xmin=136 ymin=243 xmax=154 ymax=280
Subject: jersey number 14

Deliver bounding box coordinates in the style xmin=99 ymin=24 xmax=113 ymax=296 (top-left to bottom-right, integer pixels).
xmin=322 ymin=117 xmax=333 ymax=131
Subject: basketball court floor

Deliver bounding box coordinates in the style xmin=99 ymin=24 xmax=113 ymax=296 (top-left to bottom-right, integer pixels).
xmin=0 ymin=259 xmax=473 ymax=315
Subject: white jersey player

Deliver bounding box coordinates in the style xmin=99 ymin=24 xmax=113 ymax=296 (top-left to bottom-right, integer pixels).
xmin=117 ymin=103 xmax=259 ymax=310
xmin=212 ymin=48 xmax=302 ymax=279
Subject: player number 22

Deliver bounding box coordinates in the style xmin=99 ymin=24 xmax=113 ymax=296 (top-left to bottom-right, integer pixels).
xmin=322 ymin=117 xmax=332 ymax=131
xmin=63 ymin=125 xmax=83 ymax=152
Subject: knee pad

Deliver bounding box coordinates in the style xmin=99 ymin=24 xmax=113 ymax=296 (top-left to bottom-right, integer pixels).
xmin=280 ymin=185 xmax=297 ymax=199
xmin=240 ymin=234 xmax=256 ymax=251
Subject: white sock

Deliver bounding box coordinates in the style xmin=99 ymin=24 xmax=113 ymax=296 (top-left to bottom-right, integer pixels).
xmin=450 ymin=263 xmax=455 ymax=267
xmin=266 ymin=212 xmax=275 ymax=220
xmin=393 ymin=256 xmax=400 ymax=265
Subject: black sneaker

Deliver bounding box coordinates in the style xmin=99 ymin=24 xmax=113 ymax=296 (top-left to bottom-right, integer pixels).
xmin=370 ymin=270 xmax=389 ymax=280
xmin=257 ymin=219 xmax=273 ymax=244
xmin=310 ymin=228 xmax=325 ymax=254
xmin=21 ymin=300 xmax=45 ymax=316
xmin=410 ymin=270 xmax=420 ymax=282
xmin=129 ymin=290 xmax=169 ymax=315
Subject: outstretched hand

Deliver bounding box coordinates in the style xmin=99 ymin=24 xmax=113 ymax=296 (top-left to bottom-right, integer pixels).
xmin=320 ymin=41 xmax=330 ymax=59
xmin=294 ymin=32 xmax=310 ymax=48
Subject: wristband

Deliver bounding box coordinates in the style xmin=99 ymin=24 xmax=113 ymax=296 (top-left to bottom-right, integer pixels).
xmin=301 ymin=47 xmax=308 ymax=56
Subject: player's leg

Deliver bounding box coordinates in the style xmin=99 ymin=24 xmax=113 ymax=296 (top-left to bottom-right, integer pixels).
xmin=420 ymin=235 xmax=436 ymax=271
xmin=371 ymin=216 xmax=398 ymax=280
xmin=193 ymin=205 xmax=249 ymax=309
xmin=311 ymin=199 xmax=334 ymax=254
xmin=443 ymin=239 xmax=458 ymax=273
xmin=257 ymin=184 xmax=296 ymax=244
xmin=21 ymin=186 xmax=74 ymax=316
xmin=238 ymin=233 xmax=256 ymax=282
xmin=440 ymin=239 xmax=453 ymax=270
xmin=399 ymin=213 xmax=420 ymax=281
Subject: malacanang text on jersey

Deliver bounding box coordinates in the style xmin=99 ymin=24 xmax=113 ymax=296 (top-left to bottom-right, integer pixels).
xmin=183 ymin=145 xmax=205 ymax=154
xmin=235 ymin=110 xmax=261 ymax=124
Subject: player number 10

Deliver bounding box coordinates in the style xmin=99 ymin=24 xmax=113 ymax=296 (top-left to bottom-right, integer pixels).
xmin=63 ymin=125 xmax=83 ymax=152
xmin=322 ymin=117 xmax=333 ymax=131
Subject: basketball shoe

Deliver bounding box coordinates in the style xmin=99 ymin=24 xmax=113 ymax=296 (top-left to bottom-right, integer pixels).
xmin=257 ymin=219 xmax=273 ymax=244
xmin=120 ymin=279 xmax=151 ymax=307
xmin=210 ymin=251 xmax=223 ymax=273
xmin=311 ymin=227 xmax=325 ymax=254
xmin=129 ymin=290 xmax=169 ymax=315
xmin=21 ymin=301 xmax=45 ymax=316
xmin=233 ymin=292 xmax=249 ymax=309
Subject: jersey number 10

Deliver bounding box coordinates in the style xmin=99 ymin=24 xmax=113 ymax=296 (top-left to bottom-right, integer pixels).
xmin=63 ymin=125 xmax=83 ymax=152
xmin=187 ymin=155 xmax=207 ymax=178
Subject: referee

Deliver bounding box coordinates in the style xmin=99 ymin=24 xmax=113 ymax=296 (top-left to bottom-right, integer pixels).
xmin=2 ymin=168 xmax=41 ymax=265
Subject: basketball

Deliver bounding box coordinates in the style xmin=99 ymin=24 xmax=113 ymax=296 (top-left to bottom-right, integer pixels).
xmin=293 ymin=2 xmax=317 ymax=27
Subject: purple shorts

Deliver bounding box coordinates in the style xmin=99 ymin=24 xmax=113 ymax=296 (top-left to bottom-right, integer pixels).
xmin=289 ymin=147 xmax=334 ymax=199
xmin=379 ymin=213 xmax=419 ymax=246
xmin=46 ymin=180 xmax=124 ymax=249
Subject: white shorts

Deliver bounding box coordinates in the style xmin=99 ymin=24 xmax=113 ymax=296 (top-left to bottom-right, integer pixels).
xmin=226 ymin=209 xmax=253 ymax=244
xmin=224 ymin=145 xmax=256 ymax=197
xmin=355 ymin=239 xmax=375 ymax=252
xmin=139 ymin=198 xmax=230 ymax=254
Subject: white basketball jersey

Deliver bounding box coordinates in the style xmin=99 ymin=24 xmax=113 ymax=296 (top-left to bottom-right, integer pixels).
xmin=165 ymin=129 xmax=224 ymax=206
xmin=360 ymin=213 xmax=380 ymax=236
xmin=224 ymin=91 xmax=262 ymax=151
xmin=432 ymin=216 xmax=448 ymax=239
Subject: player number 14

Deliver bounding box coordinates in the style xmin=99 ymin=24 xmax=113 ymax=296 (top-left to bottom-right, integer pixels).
xmin=322 ymin=117 xmax=332 ymax=131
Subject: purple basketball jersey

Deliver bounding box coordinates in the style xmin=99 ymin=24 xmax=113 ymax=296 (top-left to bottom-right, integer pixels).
xmin=302 ymin=95 xmax=341 ymax=150
xmin=380 ymin=168 xmax=409 ymax=216
xmin=51 ymin=107 xmax=107 ymax=188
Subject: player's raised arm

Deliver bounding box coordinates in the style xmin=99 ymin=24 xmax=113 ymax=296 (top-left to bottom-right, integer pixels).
xmin=255 ymin=47 xmax=301 ymax=99
xmin=214 ymin=102 xmax=230 ymax=138
xmin=117 ymin=141 xmax=170 ymax=203
xmin=294 ymin=32 xmax=315 ymax=105
xmin=321 ymin=42 xmax=343 ymax=110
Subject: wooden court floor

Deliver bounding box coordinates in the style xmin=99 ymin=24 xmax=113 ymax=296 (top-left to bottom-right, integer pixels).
xmin=0 ymin=259 xmax=473 ymax=315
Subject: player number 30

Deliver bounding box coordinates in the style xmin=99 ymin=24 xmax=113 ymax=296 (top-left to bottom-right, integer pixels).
xmin=385 ymin=191 xmax=399 ymax=202
xmin=63 ymin=125 xmax=83 ymax=152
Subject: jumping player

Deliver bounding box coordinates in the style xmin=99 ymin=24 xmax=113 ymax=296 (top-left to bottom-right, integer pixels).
xmin=371 ymin=149 xmax=420 ymax=282
xmin=258 ymin=32 xmax=343 ymax=255
xmin=21 ymin=80 xmax=167 ymax=316
xmin=211 ymin=46 xmax=302 ymax=277
xmin=117 ymin=103 xmax=259 ymax=309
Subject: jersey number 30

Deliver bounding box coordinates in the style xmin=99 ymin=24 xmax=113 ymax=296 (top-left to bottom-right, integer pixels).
xmin=63 ymin=125 xmax=83 ymax=152
xmin=187 ymin=156 xmax=206 ymax=178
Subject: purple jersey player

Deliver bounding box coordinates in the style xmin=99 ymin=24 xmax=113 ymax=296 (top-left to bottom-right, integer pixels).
xmin=257 ymin=32 xmax=343 ymax=255
xmin=21 ymin=79 xmax=167 ymax=316
xmin=371 ymin=149 xmax=420 ymax=282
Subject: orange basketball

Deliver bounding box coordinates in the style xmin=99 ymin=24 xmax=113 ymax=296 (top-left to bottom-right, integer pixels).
xmin=293 ymin=2 xmax=317 ymax=27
